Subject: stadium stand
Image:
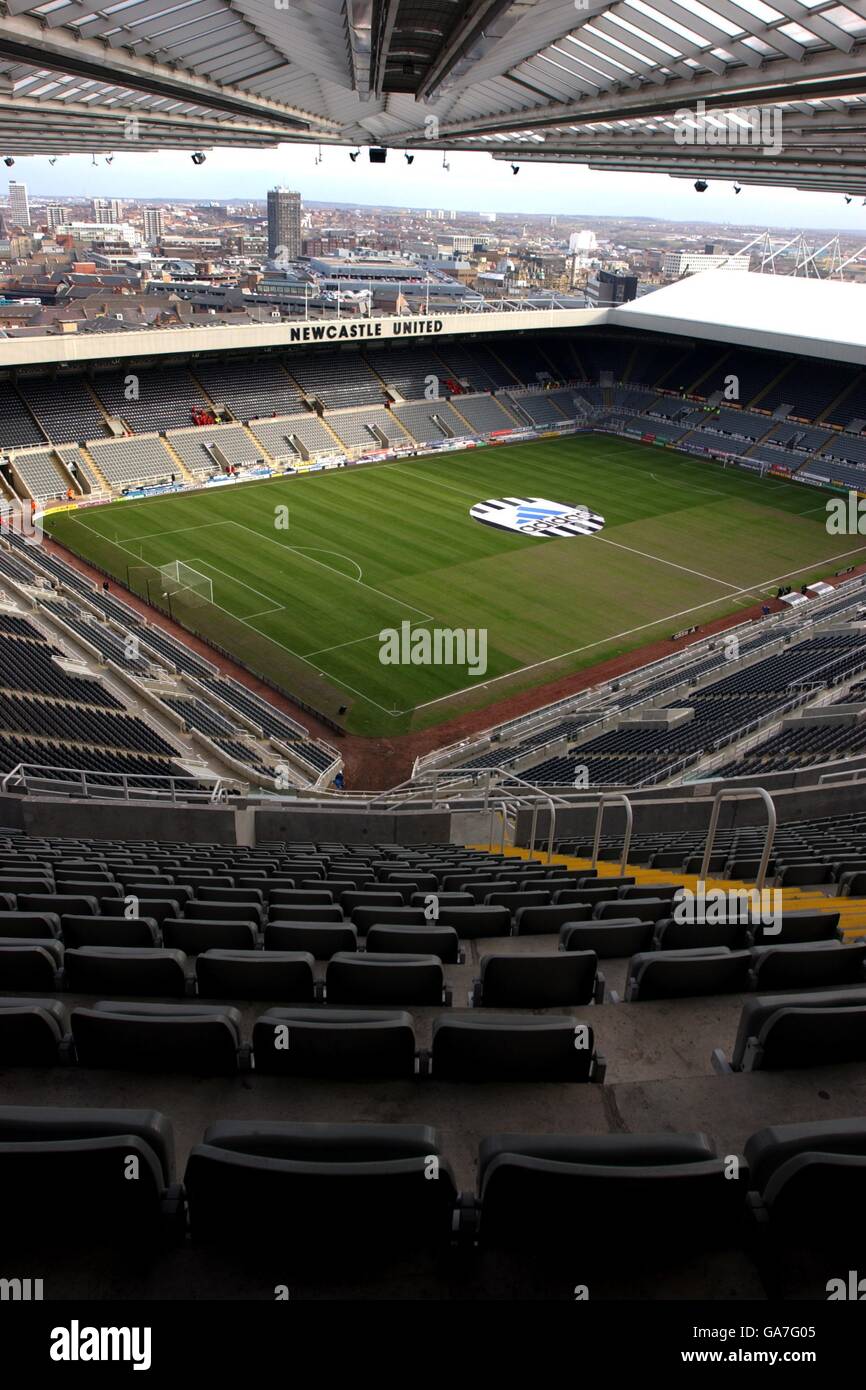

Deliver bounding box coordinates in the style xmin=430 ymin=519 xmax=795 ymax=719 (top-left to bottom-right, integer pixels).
xmin=90 ymin=367 xmax=211 ymax=432
xmin=87 ymin=436 xmax=174 ymax=487
xmin=192 ymin=357 xmax=304 ymax=420
xmin=0 ymin=381 xmax=45 ymax=449
xmin=326 ymin=406 xmax=411 ymax=449
xmin=248 ymin=413 xmax=339 ymax=459
xmin=15 ymin=375 xmax=108 ymax=444
xmin=392 ymin=399 xmax=469 ymax=442
xmin=8 ymin=448 xmax=71 ymax=502
xmin=166 ymin=424 xmax=264 ymax=475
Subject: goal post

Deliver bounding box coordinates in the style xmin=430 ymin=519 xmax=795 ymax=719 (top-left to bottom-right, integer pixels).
xmin=159 ymin=559 xmax=214 ymax=607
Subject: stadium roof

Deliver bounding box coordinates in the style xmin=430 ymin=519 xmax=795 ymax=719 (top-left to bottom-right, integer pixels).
xmin=611 ymin=267 xmax=866 ymax=363
xmin=1 ymin=1 xmax=865 ymax=193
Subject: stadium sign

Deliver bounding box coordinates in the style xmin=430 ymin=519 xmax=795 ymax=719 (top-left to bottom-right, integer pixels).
xmin=470 ymin=497 xmax=605 ymax=538
xmin=284 ymin=318 xmax=444 ymax=345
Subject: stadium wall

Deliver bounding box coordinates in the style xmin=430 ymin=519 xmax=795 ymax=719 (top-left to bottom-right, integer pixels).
xmin=0 ymin=306 xmax=607 ymax=370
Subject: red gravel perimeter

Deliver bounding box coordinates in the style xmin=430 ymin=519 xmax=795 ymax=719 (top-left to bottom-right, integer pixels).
xmin=44 ymin=534 xmax=866 ymax=790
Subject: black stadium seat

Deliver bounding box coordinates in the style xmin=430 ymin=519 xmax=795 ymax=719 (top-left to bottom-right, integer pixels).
xmin=476 ymin=1132 xmax=747 ymax=1251
xmin=0 ymin=940 xmax=62 ymax=989
xmin=720 ymin=987 xmax=866 ymax=1071
xmin=184 ymin=1121 xmax=458 ymax=1250
xmin=195 ymin=949 xmax=316 ymax=1000
xmin=252 ymin=1008 xmax=417 ymax=1078
xmin=430 ymin=1014 xmax=602 ymax=1082
xmin=264 ymin=921 xmax=357 ymax=957
xmin=471 ymin=951 xmax=603 ymax=1007
xmin=0 ymin=1104 xmax=181 ymax=1242
xmin=163 ymin=918 xmax=257 ymax=953
xmin=0 ymin=997 xmax=69 ymax=1064
xmin=745 ymin=1118 xmax=866 ymax=1249
xmin=365 ymin=923 xmax=461 ymax=962
xmin=435 ymin=905 xmax=511 ymax=937
xmin=514 ymin=903 xmax=592 ymax=934
xmin=749 ymin=940 xmax=866 ymax=991
xmin=624 ymin=947 xmax=752 ymax=1001
xmin=0 ymin=911 xmax=61 ymax=939
xmin=560 ymin=919 xmax=654 ymax=957
xmin=71 ymin=1000 xmax=243 ymax=1073
xmin=325 ymin=952 xmax=448 ymax=1006
xmin=63 ymin=946 xmax=187 ymax=997
xmin=61 ymin=913 xmax=160 ymax=948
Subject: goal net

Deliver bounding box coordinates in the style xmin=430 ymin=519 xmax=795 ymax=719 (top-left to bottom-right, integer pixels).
xmin=159 ymin=559 xmax=214 ymax=608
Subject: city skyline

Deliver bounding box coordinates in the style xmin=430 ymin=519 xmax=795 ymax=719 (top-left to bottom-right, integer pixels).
xmin=3 ymin=146 xmax=866 ymax=235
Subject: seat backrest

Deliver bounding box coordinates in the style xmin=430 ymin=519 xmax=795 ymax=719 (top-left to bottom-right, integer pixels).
xmin=733 ymin=987 xmax=866 ymax=1070
xmin=184 ymin=1122 xmax=456 ymax=1248
xmin=264 ymin=922 xmax=357 ymax=958
xmin=0 ymin=997 xmax=68 ymax=1065
xmin=0 ymin=911 xmax=61 ymax=939
xmin=366 ymin=925 xmax=460 ymax=963
xmin=750 ymin=941 xmax=866 ymax=991
xmin=64 ymin=947 xmax=187 ymax=997
xmin=326 ymin=952 xmax=444 ymax=1006
xmin=163 ymin=919 xmax=257 ymax=954
xmin=195 ymin=949 xmax=315 ymax=1001
xmin=478 ymin=952 xmax=598 ymax=1007
xmin=514 ymin=903 xmax=593 ymax=934
xmin=252 ymin=1007 xmax=416 ymax=1078
xmin=61 ymin=914 xmax=160 ymax=949
xmin=654 ymin=917 xmax=751 ymax=952
xmin=431 ymin=1014 xmax=597 ymax=1081
xmin=434 ymin=905 xmax=510 ymax=938
xmin=349 ymin=906 xmax=428 ymax=932
xmin=71 ymin=1000 xmax=242 ymax=1074
xmin=626 ymin=948 xmax=752 ymax=1001
xmin=560 ymin=919 xmax=653 ymax=958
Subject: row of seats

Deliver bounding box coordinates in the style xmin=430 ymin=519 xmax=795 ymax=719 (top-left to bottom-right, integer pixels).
xmin=0 ymin=997 xmax=605 ymax=1080
xmin=3 ymin=1105 xmax=863 ymax=1261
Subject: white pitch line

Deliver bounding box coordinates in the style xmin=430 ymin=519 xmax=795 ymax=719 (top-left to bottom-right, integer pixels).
xmin=590 ymin=534 xmax=743 ymax=589
xmin=304 ymin=626 xmax=405 ymax=658
xmin=65 ymin=511 xmax=422 ymax=718
xmin=410 ymin=540 xmax=866 ymax=714
xmin=227 ymin=521 xmax=435 ymax=623
xmin=187 ymin=557 xmax=284 ymax=611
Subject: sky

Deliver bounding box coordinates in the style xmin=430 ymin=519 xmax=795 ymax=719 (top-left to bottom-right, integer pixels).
xmin=6 ymin=144 xmax=866 ymax=237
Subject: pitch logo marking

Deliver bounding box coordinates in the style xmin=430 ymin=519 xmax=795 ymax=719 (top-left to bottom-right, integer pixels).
xmin=470 ymin=496 xmax=605 ymax=538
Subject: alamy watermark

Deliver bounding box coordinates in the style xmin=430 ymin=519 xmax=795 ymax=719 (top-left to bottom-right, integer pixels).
xmin=674 ymin=880 xmax=782 ymax=931
xmin=673 ymin=99 xmax=783 ymax=157
xmin=0 ymin=497 xmax=43 ymax=543
xmin=379 ymin=621 xmax=487 ymax=677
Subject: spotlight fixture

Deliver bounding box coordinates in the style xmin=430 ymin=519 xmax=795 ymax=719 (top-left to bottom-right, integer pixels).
xmin=48 ymin=157 xmax=57 ymax=166
xmin=694 ymin=179 xmax=708 ymax=192
xmin=511 ymin=163 xmax=520 ymax=175
xmin=733 ymin=182 xmax=742 ymax=194
xmin=349 ymin=150 xmax=359 ymax=162
xmin=91 ymin=154 xmax=98 ymax=166
xmin=845 ymin=195 xmax=853 ymax=205
xmin=441 ymin=154 xmax=450 ymax=171
xmin=2 ymin=156 xmax=13 ymax=167
xmin=106 ymin=155 xmax=114 ymax=165
xmin=404 ymin=153 xmax=414 ymax=165
xmin=191 ymin=152 xmax=206 ymax=165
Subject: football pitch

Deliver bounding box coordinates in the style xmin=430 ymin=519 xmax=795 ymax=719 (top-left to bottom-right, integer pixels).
xmin=43 ymin=435 xmax=864 ymax=736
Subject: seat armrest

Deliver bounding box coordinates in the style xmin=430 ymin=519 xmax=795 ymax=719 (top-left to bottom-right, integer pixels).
xmin=711 ymin=1046 xmax=732 ymax=1074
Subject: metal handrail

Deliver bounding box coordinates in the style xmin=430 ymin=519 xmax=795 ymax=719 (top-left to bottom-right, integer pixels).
xmin=699 ymin=786 xmax=776 ymax=891
xmin=590 ymin=792 xmax=634 ymax=876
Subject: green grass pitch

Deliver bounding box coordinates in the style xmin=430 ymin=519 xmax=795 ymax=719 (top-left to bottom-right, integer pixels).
xmin=43 ymin=435 xmax=863 ymax=736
